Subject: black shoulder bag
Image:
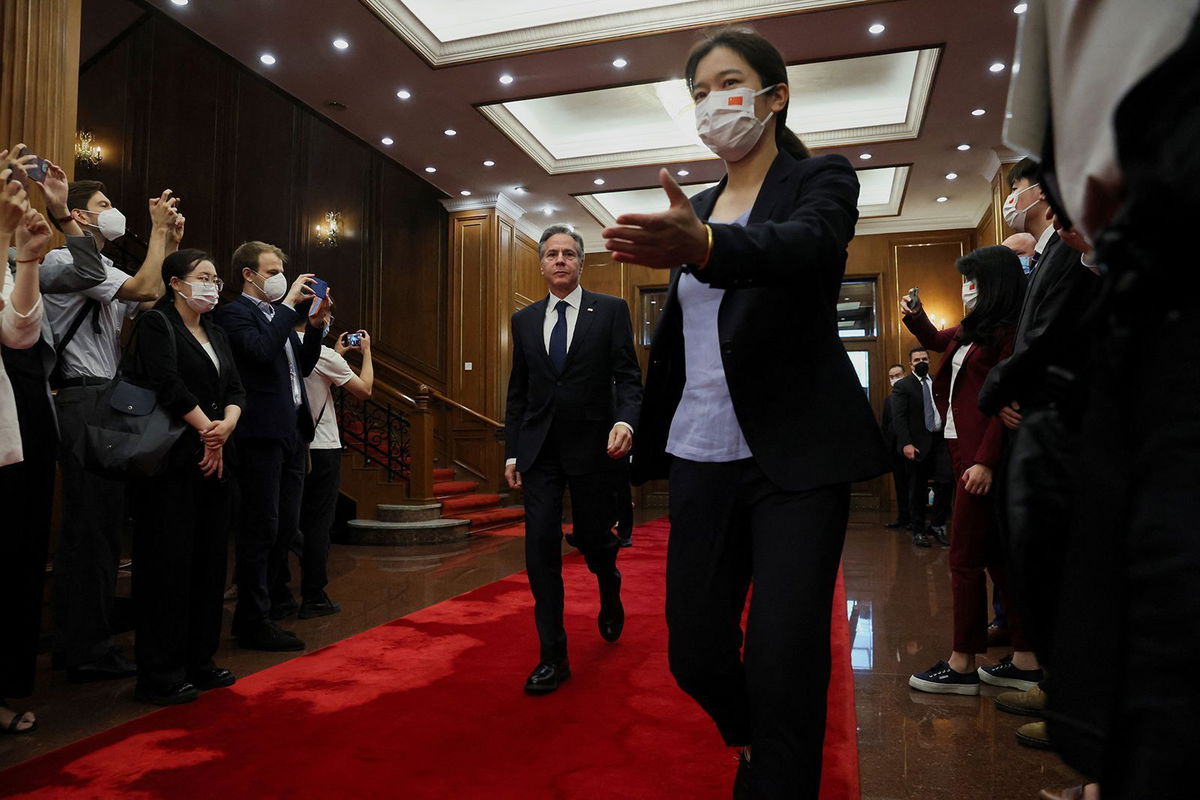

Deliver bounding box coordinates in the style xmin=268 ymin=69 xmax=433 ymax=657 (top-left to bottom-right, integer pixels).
xmin=82 ymin=310 xmax=187 ymax=479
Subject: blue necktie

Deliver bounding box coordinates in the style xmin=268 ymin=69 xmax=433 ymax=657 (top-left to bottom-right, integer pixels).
xmin=549 ymin=300 xmax=568 ymax=373
xmin=921 ymin=377 xmax=937 ymax=432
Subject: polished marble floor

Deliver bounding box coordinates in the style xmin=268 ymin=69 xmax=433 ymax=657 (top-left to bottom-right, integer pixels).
xmin=1 ymin=512 xmax=1084 ymax=798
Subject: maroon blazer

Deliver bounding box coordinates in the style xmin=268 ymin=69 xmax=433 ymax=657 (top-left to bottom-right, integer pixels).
xmin=903 ymin=310 xmax=1012 ymax=469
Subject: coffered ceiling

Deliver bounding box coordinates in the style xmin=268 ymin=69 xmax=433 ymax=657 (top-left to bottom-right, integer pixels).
xmin=139 ymin=0 xmax=1022 ymax=250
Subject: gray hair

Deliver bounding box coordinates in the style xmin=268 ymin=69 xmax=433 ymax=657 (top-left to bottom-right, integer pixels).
xmin=538 ymin=224 xmax=586 ymax=261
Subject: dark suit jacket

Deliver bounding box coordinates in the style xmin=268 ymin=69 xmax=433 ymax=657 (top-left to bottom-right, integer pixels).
xmin=904 ymin=310 xmax=1012 ymax=469
xmin=978 ymin=233 xmax=1099 ymax=415
xmin=504 ymin=289 xmax=642 ymax=475
xmin=631 ymin=151 xmax=889 ymax=492
xmin=880 ymin=391 xmax=898 ymax=453
xmin=212 ymin=295 xmax=321 ymax=442
xmin=123 ymin=304 xmax=246 ymax=468
xmin=889 ymin=373 xmax=935 ymax=462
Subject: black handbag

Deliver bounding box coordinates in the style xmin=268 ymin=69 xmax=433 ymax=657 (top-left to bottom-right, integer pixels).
xmin=81 ymin=310 xmax=187 ymax=479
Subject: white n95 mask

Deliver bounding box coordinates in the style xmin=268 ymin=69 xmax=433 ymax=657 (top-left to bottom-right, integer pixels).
xmin=694 ymin=85 xmax=778 ymax=162
xmin=83 ymin=208 xmax=127 ymax=241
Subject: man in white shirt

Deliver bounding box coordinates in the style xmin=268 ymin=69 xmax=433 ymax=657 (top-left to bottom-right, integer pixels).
xmin=296 ymin=320 xmax=374 ymax=619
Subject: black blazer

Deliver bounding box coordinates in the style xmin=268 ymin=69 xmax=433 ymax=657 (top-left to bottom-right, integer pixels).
xmin=504 ymin=289 xmax=642 ymax=475
xmin=880 ymin=391 xmax=898 ymax=453
xmin=123 ymin=304 xmax=246 ymax=468
xmin=889 ymin=373 xmax=933 ymax=461
xmin=631 ymin=151 xmax=889 ymax=492
xmin=212 ymin=295 xmax=322 ymax=442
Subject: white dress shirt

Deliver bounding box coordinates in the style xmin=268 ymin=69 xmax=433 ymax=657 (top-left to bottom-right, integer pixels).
xmin=943 ymin=345 xmax=972 ymax=440
xmin=1034 ymin=224 xmax=1056 ymax=259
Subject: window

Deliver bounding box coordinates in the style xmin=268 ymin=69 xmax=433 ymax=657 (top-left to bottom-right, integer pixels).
xmin=639 ymin=287 xmax=668 ymax=347
xmin=837 ymin=279 xmax=877 ymax=339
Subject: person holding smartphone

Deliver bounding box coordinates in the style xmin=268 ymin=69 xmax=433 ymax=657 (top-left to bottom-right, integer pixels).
xmin=295 ymin=305 xmax=374 ymax=620
xmin=608 ymin=27 xmax=888 ymax=798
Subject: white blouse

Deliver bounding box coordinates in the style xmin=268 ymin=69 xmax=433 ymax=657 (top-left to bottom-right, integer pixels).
xmin=1 ymin=273 xmax=45 ymax=467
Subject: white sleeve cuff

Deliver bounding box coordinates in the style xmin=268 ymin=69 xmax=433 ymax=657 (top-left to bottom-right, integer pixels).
xmin=505 ymin=458 xmax=517 ymax=467
xmin=614 ymin=421 xmax=634 ymax=435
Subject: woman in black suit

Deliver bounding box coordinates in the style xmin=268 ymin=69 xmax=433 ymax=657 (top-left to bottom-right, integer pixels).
xmin=123 ymin=248 xmax=245 ymax=705
xmin=606 ymin=28 xmax=888 ymax=798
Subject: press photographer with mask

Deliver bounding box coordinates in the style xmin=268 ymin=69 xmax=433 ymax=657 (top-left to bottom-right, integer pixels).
xmin=122 ymin=249 xmax=244 ymax=705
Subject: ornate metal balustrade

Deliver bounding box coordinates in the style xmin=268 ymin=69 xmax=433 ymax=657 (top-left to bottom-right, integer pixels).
xmin=335 ymin=387 xmax=412 ymax=484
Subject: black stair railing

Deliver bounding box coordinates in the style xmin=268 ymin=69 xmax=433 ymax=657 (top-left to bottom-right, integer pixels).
xmin=334 ymin=386 xmax=412 ymax=484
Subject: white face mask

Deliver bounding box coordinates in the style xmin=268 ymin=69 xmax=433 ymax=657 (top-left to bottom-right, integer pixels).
xmin=962 ymin=279 xmax=979 ymax=311
xmin=694 ymin=85 xmax=778 ymax=162
xmin=889 ymin=376 xmax=901 ymax=387
xmin=82 ymin=207 xmax=127 ymax=241
xmin=250 ymin=271 xmax=288 ymax=303
xmin=1001 ymin=183 xmax=1040 ymax=232
xmin=182 ymin=281 xmax=219 ymax=313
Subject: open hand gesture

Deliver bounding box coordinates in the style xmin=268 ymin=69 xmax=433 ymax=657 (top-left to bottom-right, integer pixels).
xmin=602 ymin=168 xmax=708 ymax=267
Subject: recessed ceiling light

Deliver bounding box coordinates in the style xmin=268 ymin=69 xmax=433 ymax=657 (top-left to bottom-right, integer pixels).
xmin=170 ymin=0 xmax=188 ymax=6
xmin=612 ymin=58 xmax=628 ymax=68
xmin=593 ymin=178 xmax=605 ymax=185
xmin=424 ymin=166 xmax=437 ymax=173
xmin=444 ymin=129 xmax=457 ymax=136
xmin=483 ymin=160 xmax=495 ymax=167
xmin=945 ymin=172 xmax=958 ymax=180
xmin=868 ymin=23 xmax=886 ymax=34
xmin=543 ymin=206 xmax=553 ymax=215
xmin=460 ymin=190 xmax=471 ymax=196
xmin=381 ymin=137 xmax=394 ymax=145
xmin=971 ymin=108 xmax=986 ymax=116
xmin=499 ymin=74 xmax=514 ymax=85
xmin=676 ymin=169 xmax=689 ymax=177
xmin=333 ymin=38 xmax=349 ymax=50
xmin=989 ymin=62 xmax=1006 ymax=73
xmin=957 ymin=143 xmax=971 ymax=151
xmin=936 ymin=196 xmax=949 ymax=203
xmin=396 ymin=89 xmax=412 ymax=100
xmin=1013 ymin=3 xmax=1028 ymax=12
xmin=859 ymin=153 xmax=872 ymax=160
xmin=259 ymin=53 xmax=276 ymax=66
xmin=513 ymin=186 xmax=527 ymax=194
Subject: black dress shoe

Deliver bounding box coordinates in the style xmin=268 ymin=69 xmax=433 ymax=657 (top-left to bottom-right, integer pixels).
xmin=912 ymin=530 xmax=932 ymax=548
xmin=617 ymin=530 xmax=633 ymax=548
xmin=298 ymin=593 xmax=342 ymax=620
xmin=269 ymin=597 xmax=300 ymax=621
xmin=524 ymin=660 xmax=571 ymax=694
xmin=732 ymin=750 xmax=752 ymax=800
xmin=67 ymin=651 xmax=137 ymax=683
xmin=598 ymin=571 xmax=624 ymax=643
xmin=134 ymin=680 xmax=199 ymax=706
xmin=931 ymin=525 xmax=950 ymax=546
xmin=189 ymin=667 xmax=236 ymax=691
xmin=884 ymin=519 xmax=911 ymax=529
xmin=236 ymin=621 xmax=305 ymax=652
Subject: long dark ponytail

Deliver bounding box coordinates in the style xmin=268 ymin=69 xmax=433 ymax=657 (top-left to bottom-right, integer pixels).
xmin=684 ymin=26 xmax=810 ymax=160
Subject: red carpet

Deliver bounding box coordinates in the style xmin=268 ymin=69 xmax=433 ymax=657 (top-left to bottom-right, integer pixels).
xmin=1 ymin=518 xmax=859 ymax=799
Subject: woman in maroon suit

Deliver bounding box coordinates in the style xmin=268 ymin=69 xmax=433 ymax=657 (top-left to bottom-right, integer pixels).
xmin=902 ymin=245 xmax=1041 ymax=695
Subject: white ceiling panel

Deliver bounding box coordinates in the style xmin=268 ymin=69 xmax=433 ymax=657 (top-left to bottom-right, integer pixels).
xmin=480 ymin=49 xmax=939 ymax=174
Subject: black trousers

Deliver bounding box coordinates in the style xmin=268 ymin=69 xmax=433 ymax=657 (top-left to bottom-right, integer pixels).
xmin=666 ymin=457 xmax=849 ymax=800
xmin=132 ymin=459 xmax=232 ymax=686
xmin=52 ymin=384 xmax=126 ymax=667
xmin=298 ymin=448 xmax=340 ymax=601
xmin=0 ymin=367 xmax=56 ymax=698
xmin=521 ymin=439 xmax=620 ymax=664
xmin=889 ymin=451 xmax=910 ymax=524
xmin=615 ymin=467 xmax=633 ymax=539
xmin=232 ymin=428 xmax=307 ymax=632
xmin=905 ymin=434 xmax=952 ymax=530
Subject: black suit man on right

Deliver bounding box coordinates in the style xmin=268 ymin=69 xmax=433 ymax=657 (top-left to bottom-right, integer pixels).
xmin=891 ymin=346 xmax=952 ymax=547
xmin=504 ymin=224 xmax=643 ymax=695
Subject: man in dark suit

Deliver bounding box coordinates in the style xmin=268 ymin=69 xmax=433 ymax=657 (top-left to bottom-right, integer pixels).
xmin=891 ymin=347 xmax=952 ymax=547
xmin=504 ymin=224 xmax=642 ymax=694
xmin=881 ymin=362 xmax=910 ymax=529
xmin=212 ymin=241 xmax=327 ymax=652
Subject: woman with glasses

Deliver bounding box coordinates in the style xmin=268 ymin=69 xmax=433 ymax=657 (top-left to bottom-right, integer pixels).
xmin=122 ymin=248 xmax=244 ymax=705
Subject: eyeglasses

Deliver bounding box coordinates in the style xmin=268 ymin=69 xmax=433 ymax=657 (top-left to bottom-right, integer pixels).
xmin=190 ymin=275 xmax=225 ymax=291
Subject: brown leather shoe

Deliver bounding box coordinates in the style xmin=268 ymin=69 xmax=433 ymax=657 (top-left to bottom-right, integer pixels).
xmin=1016 ymin=720 xmax=1055 ymax=750
xmin=1038 ymin=787 xmax=1084 ymax=800
xmin=995 ymin=684 xmax=1047 ymax=716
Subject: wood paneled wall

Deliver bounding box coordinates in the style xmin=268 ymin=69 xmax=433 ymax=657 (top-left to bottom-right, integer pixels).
xmin=76 ymin=11 xmax=448 ymax=394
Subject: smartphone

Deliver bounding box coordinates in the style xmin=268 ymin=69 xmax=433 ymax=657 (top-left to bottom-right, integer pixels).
xmin=15 ymin=147 xmax=49 ymax=183
xmin=308 ymin=278 xmax=328 ymax=315
xmin=343 ymin=332 xmax=362 ymax=347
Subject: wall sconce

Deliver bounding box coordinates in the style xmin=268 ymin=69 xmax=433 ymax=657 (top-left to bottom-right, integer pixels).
xmin=75 ymin=131 xmax=102 ymax=167
xmin=315 ymin=211 xmax=340 ymax=248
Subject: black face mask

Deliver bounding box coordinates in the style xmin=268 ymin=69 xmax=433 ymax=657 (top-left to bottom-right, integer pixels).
xmin=913 ymin=361 xmax=930 ymax=378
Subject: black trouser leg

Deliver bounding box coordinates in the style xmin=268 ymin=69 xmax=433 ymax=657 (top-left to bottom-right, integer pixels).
xmin=270 ymin=434 xmax=307 ymax=605
xmin=0 ymin=452 xmax=55 ymax=698
xmin=521 ymin=448 xmax=569 ymax=664
xmin=53 ymin=386 xmax=126 ymax=667
xmin=906 ymin=457 xmax=930 ymax=530
xmin=299 ymin=448 xmax=340 ymax=601
xmin=566 ymin=469 xmax=620 ymax=580
xmin=615 ymin=471 xmax=634 ymax=539
xmin=188 ymin=475 xmax=232 ymax=671
xmin=232 ymin=438 xmax=284 ymax=632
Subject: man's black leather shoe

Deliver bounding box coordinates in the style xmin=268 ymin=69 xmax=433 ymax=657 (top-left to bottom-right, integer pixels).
xmin=884 ymin=519 xmax=910 ymax=529
xmin=66 ymin=651 xmax=137 ymax=683
xmin=236 ymin=621 xmax=305 ymax=652
xmin=269 ymin=597 xmax=300 ymax=621
xmin=134 ymin=680 xmax=199 ymax=706
xmin=524 ymin=660 xmax=570 ymax=694
xmin=298 ymin=593 xmax=342 ymax=620
xmin=598 ymin=572 xmax=624 ymax=643
xmin=189 ymin=667 xmax=236 ymax=691
xmin=931 ymin=525 xmax=950 ymax=546
xmin=912 ymin=530 xmax=932 ymax=548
